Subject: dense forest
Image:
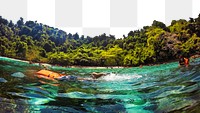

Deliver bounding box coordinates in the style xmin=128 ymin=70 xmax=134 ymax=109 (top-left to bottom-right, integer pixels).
xmin=0 ymin=15 xmax=200 ymax=66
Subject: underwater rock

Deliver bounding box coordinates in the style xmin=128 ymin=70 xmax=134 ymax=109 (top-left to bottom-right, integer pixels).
xmin=0 ymin=78 xmax=7 ymax=83
xmin=11 ymin=72 xmax=26 ymax=78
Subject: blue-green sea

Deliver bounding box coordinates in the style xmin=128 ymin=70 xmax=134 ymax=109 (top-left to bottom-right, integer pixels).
xmin=0 ymin=56 xmax=200 ymax=113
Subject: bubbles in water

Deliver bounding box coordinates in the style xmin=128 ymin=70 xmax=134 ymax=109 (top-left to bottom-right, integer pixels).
xmin=99 ymin=73 xmax=142 ymax=81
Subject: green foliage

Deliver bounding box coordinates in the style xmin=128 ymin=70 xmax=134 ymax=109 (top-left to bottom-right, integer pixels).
xmin=182 ymin=34 xmax=200 ymax=54
xmin=169 ymin=19 xmax=188 ymax=33
xmin=48 ymin=52 xmax=72 ymax=66
xmin=100 ymin=45 xmax=124 ymax=66
xmin=152 ymin=20 xmax=167 ymax=31
xmin=146 ymin=27 xmax=165 ymax=46
xmin=0 ymin=15 xmax=200 ymax=66
xmin=15 ymin=41 xmax=28 ymax=59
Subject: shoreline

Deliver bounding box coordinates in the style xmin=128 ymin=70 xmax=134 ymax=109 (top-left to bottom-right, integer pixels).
xmin=1 ymin=54 xmax=200 ymax=69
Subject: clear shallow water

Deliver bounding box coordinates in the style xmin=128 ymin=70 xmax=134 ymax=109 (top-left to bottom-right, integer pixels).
xmin=0 ymin=56 xmax=200 ymax=113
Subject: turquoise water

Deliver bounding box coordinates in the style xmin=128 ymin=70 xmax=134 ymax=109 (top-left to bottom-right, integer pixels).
xmin=0 ymin=56 xmax=200 ymax=113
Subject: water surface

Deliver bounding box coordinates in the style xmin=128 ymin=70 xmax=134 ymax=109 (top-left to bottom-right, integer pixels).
xmin=0 ymin=56 xmax=200 ymax=113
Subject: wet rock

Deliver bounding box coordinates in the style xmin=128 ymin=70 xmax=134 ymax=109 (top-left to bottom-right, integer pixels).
xmin=0 ymin=78 xmax=7 ymax=83
xmin=11 ymin=72 xmax=26 ymax=78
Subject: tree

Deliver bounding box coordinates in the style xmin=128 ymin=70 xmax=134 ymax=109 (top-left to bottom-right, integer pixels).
xmin=16 ymin=41 xmax=28 ymax=59
xmin=152 ymin=20 xmax=167 ymax=30
xmin=0 ymin=14 xmax=200 ymax=66
xmin=8 ymin=20 xmax=14 ymax=27
xmin=17 ymin=17 xmax=24 ymax=28
xmin=0 ymin=16 xmax=8 ymax=25
xmin=73 ymin=33 xmax=79 ymax=40
xmin=43 ymin=41 xmax=55 ymax=52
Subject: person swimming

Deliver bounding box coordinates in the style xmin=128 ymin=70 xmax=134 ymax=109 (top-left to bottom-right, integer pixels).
xmin=179 ymin=55 xmax=189 ymax=67
xmin=57 ymin=72 xmax=108 ymax=81
xmin=36 ymin=70 xmax=107 ymax=81
xmin=184 ymin=57 xmax=189 ymax=66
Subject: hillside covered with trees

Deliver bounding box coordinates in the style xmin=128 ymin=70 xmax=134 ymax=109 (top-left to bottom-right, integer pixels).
xmin=0 ymin=15 xmax=200 ymax=66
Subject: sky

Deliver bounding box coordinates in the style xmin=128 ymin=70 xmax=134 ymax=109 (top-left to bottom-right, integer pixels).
xmin=0 ymin=0 xmax=200 ymax=38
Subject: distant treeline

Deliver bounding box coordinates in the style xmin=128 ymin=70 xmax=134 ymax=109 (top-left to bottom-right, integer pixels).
xmin=0 ymin=15 xmax=200 ymax=66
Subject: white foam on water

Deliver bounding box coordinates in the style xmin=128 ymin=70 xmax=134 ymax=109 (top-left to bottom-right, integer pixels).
xmin=99 ymin=73 xmax=142 ymax=81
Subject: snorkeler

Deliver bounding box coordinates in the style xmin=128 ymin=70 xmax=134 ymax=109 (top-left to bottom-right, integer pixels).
xmin=179 ymin=55 xmax=189 ymax=67
xmin=36 ymin=70 xmax=107 ymax=81
xmin=184 ymin=57 xmax=189 ymax=66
